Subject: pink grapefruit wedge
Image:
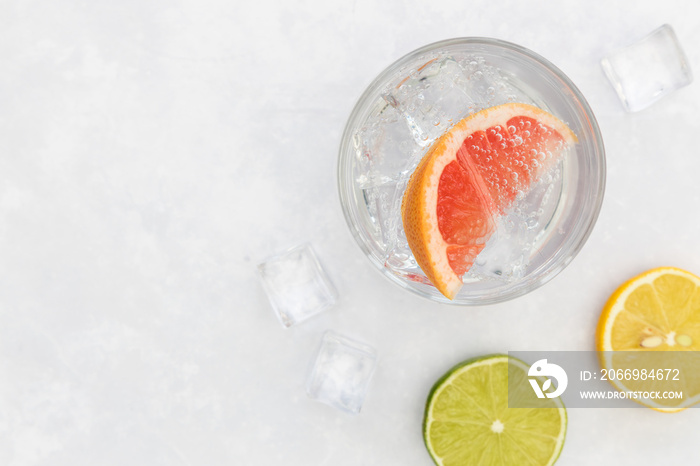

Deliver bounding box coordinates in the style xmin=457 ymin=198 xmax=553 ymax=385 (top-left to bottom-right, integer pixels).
xmin=401 ymin=103 xmax=577 ymax=299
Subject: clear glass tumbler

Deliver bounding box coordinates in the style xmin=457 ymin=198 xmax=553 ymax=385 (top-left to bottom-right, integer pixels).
xmin=337 ymin=38 xmax=606 ymax=305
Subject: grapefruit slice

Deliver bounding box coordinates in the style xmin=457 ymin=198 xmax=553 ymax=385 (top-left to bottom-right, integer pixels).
xmin=401 ymin=103 xmax=577 ymax=299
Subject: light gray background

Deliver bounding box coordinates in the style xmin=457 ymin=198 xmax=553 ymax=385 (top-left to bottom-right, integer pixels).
xmin=2 ymin=0 xmax=700 ymax=464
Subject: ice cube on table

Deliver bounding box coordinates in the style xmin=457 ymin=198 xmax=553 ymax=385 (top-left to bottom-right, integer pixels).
xmin=306 ymin=331 xmax=377 ymax=415
xmin=601 ymin=24 xmax=693 ymax=112
xmin=257 ymin=243 xmax=337 ymax=328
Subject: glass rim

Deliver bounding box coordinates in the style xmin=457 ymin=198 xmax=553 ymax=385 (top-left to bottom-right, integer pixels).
xmin=337 ymin=36 xmax=606 ymax=306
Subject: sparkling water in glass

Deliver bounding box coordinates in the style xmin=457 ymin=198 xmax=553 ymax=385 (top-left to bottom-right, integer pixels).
xmin=338 ymin=38 xmax=606 ymax=304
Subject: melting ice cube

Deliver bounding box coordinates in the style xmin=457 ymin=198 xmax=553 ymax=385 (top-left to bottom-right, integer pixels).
xmin=306 ymin=331 xmax=377 ymax=415
xmin=257 ymin=244 xmax=337 ymax=328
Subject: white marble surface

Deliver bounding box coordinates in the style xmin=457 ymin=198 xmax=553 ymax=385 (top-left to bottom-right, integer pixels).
xmin=2 ymin=0 xmax=700 ymax=464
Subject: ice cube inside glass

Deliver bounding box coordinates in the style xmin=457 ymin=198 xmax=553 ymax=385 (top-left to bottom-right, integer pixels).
xmin=257 ymin=243 xmax=337 ymax=328
xmin=601 ymin=24 xmax=693 ymax=112
xmin=306 ymin=331 xmax=377 ymax=415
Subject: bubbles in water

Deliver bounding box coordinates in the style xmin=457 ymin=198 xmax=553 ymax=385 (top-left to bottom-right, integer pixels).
xmin=358 ymin=49 xmax=564 ymax=287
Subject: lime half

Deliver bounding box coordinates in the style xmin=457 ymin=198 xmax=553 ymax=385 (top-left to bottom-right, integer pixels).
xmin=423 ymin=355 xmax=567 ymax=466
